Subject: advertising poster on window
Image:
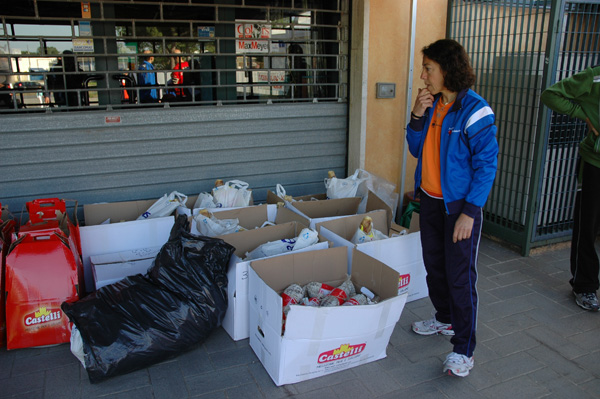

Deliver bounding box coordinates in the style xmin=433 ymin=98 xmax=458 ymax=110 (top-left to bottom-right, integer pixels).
xmin=235 ymin=21 xmax=270 ymax=54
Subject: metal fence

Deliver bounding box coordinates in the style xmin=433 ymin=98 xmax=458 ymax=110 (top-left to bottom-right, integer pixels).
xmin=0 ymin=0 xmax=348 ymax=113
xmin=448 ymin=0 xmax=600 ymax=255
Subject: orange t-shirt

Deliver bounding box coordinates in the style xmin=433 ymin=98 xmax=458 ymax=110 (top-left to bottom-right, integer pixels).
xmin=421 ymin=100 xmax=454 ymax=198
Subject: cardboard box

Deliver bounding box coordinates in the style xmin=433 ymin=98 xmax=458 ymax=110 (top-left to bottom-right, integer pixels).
xmin=316 ymin=210 xmax=428 ymax=302
xmin=177 ymin=204 xmax=277 ymax=236
xmin=279 ymin=197 xmax=361 ymax=229
xmin=90 ymin=246 xmax=161 ymax=290
xmin=248 ymin=247 xmax=408 ymax=386
xmin=80 ymin=200 xmax=175 ymax=293
xmin=218 ymin=221 xmax=329 ymax=341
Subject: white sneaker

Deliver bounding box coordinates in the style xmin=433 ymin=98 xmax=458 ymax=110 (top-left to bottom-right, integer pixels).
xmin=443 ymin=352 xmax=474 ymax=377
xmin=411 ymin=317 xmax=454 ymax=336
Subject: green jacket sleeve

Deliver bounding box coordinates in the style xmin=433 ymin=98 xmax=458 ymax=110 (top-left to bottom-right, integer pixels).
xmin=540 ymin=68 xmax=592 ymax=122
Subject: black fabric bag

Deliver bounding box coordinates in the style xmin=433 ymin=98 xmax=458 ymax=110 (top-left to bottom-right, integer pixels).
xmin=62 ymin=215 xmax=235 ymax=383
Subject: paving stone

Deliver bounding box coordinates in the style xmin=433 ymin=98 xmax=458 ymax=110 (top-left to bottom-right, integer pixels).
xmin=175 ymin=345 xmax=215 ymax=378
xmin=524 ymin=325 xmax=589 ymax=360
xmin=478 ymin=375 xmax=549 ymax=399
xmin=571 ymin=352 xmax=600 ymax=379
xmin=148 ymin=359 xmax=189 ymax=399
xmin=44 ymin=362 xmax=82 ymax=399
xmin=477 ymin=352 xmax=545 ymax=382
xmin=247 ymin=362 xmax=299 ymax=399
xmin=580 ymin=376 xmax=600 ymax=398
xmin=79 ymin=367 xmax=151 ymax=397
xmin=376 ymin=382 xmax=443 ymax=399
xmin=526 ymin=345 xmax=594 ymax=385
xmin=208 ymin=345 xmax=259 ymax=370
xmin=487 ymin=282 xmax=535 ymax=300
xmin=483 ymin=330 xmax=541 ymax=357
xmin=347 ymin=360 xmax=402 ymax=396
xmin=487 ymin=270 xmax=533 ymax=287
xmin=385 ymin=356 xmax=443 ymax=387
xmin=185 ymin=365 xmax=254 ymax=394
xmin=327 ymin=378 xmax=373 ymax=399
xmin=431 ymin=375 xmax=488 ymax=399
xmin=225 ymin=382 xmax=265 ymax=399
xmin=11 ymin=344 xmax=78 ymax=376
xmin=291 ymin=367 xmax=356 ymax=394
xmin=484 ymin=311 xmax=539 ymax=336
xmin=0 ymin=370 xmax=45 ymax=398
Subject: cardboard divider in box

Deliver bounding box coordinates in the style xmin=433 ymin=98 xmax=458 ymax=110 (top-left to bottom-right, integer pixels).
xmin=248 ymin=246 xmax=408 ymax=386
xmin=315 ymin=207 xmax=427 ymax=303
xmin=176 ymin=203 xmax=276 ymax=236
xmin=217 ymin=221 xmax=329 ymax=341
xmin=81 ymin=200 xmax=175 ymax=294
xmin=90 ymin=246 xmax=162 ymax=290
xmin=278 ymin=196 xmax=362 ymax=230
xmin=266 ymin=190 xmax=327 ymax=204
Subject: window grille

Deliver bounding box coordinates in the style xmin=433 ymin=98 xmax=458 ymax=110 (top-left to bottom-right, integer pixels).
xmin=0 ymin=0 xmax=348 ymax=113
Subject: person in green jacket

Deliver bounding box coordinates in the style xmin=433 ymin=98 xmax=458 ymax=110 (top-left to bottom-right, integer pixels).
xmin=541 ymin=65 xmax=600 ymax=311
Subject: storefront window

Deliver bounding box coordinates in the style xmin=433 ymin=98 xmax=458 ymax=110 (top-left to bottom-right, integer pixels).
xmin=0 ymin=0 xmax=348 ymax=113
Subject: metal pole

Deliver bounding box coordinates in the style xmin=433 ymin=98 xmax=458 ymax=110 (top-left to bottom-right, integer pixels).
xmin=397 ymin=0 xmax=418 ymax=223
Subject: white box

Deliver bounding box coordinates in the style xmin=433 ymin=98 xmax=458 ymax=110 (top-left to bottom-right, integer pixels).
xmin=90 ymin=246 xmax=161 ymax=289
xmin=316 ymin=210 xmax=428 ymax=302
xmin=248 ymin=247 xmax=407 ymax=386
xmin=80 ymin=200 xmax=175 ymax=293
xmin=218 ymin=221 xmax=329 ymax=341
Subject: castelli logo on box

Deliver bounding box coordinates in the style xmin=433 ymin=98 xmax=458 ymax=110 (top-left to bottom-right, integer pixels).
xmin=23 ymin=306 xmax=63 ymax=327
xmin=398 ymin=274 xmax=410 ymax=294
xmin=317 ymin=343 xmax=366 ymax=364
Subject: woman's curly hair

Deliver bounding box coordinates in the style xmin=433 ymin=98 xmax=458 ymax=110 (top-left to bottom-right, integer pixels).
xmin=422 ymin=39 xmax=476 ymax=92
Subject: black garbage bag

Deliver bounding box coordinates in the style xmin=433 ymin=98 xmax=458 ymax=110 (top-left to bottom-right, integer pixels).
xmin=61 ymin=215 xmax=235 ymax=383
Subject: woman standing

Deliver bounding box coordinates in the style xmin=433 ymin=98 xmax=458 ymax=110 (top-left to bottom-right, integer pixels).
xmin=406 ymin=39 xmax=498 ymax=377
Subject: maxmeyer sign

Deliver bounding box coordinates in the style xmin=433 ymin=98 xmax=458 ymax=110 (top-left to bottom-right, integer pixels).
xmin=236 ymin=21 xmax=271 ymax=54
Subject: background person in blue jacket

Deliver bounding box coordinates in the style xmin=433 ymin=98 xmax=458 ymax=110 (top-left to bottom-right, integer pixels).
xmin=406 ymin=39 xmax=498 ymax=378
xmin=137 ymin=50 xmax=159 ymax=103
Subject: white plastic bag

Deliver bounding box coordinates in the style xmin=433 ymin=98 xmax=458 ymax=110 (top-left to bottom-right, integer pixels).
xmin=137 ymin=191 xmax=188 ymax=220
xmin=194 ymin=211 xmax=243 ymax=237
xmin=70 ymin=324 xmax=86 ymax=368
xmin=356 ymin=169 xmax=399 ymax=217
xmin=350 ymin=216 xmax=388 ymax=244
xmin=244 ymin=228 xmax=319 ymax=260
xmin=351 ymin=226 xmax=388 ymax=244
xmin=212 ymin=180 xmax=251 ymax=208
xmin=325 ymin=170 xmax=366 ymax=199
xmin=244 ymin=237 xmax=296 ymax=260
xmin=193 ymin=192 xmax=217 ymax=209
xmin=292 ymin=227 xmax=319 ymax=250
xmin=276 ymin=183 xmax=295 ymax=203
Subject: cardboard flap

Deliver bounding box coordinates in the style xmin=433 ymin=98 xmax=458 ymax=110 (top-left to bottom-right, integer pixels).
xmin=219 ymin=221 xmax=299 ymax=258
xmin=313 ymin=210 xmax=388 ymax=240
xmin=210 ymin=204 xmax=270 ymax=229
xmin=90 ymin=245 xmax=162 ymax=265
xmin=250 ymin=246 xmax=347 ymax=293
xmin=274 ymin=207 xmax=309 ymax=226
xmin=288 ymin=197 xmax=361 ymax=219
xmin=365 ymin=190 xmax=393 ymax=231
xmin=84 ymin=199 xmax=159 ymax=225
xmin=350 ymin=249 xmax=400 ymax=300
xmin=408 ymin=213 xmax=420 ymax=233
xmin=266 ymin=190 xmax=327 ymax=204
